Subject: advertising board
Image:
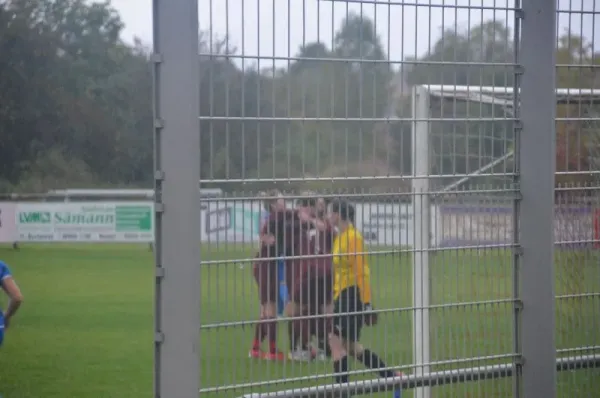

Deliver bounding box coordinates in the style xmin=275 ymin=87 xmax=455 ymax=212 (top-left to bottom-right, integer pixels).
xmin=11 ymin=199 xmax=596 ymax=249
xmin=14 ymin=202 xmax=154 ymax=243
xmin=0 ymin=201 xmax=434 ymax=247
xmin=0 ymin=202 xmax=16 ymax=243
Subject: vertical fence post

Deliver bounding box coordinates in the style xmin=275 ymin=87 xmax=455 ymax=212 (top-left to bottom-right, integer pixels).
xmin=411 ymin=85 xmax=431 ymax=398
xmin=153 ymin=0 xmax=201 ymax=397
xmin=519 ymin=1 xmax=557 ymax=397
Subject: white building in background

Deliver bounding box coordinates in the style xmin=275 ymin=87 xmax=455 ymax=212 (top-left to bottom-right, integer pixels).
xmin=46 ymin=188 xmax=223 ymax=201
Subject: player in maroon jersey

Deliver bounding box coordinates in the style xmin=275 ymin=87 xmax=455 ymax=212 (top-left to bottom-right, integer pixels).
xmin=250 ymin=190 xmax=288 ymax=361
xmin=286 ymin=196 xmax=336 ymax=361
xmin=302 ymin=197 xmax=335 ymax=360
xmin=283 ymin=197 xmax=316 ymax=361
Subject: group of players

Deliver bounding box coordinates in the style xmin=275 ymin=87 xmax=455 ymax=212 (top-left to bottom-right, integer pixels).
xmin=250 ymin=191 xmax=333 ymax=362
xmin=249 ymin=190 xmax=403 ymax=396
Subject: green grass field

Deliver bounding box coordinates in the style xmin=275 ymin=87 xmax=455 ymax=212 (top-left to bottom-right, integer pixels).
xmin=0 ymin=244 xmax=598 ymax=398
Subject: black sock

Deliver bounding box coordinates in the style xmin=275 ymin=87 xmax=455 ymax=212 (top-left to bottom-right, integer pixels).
xmin=357 ymin=349 xmax=395 ymax=378
xmin=333 ymin=356 xmax=349 ymax=384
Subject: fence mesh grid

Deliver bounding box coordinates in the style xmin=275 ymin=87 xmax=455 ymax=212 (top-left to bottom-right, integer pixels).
xmin=554 ymin=2 xmax=600 ymax=397
xmin=1 ymin=0 xmax=596 ymax=397
xmin=195 ymin=0 xmax=600 ymax=397
xmin=3 ymin=0 xmax=598 ymax=397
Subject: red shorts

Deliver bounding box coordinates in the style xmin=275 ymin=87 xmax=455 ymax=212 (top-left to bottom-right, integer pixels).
xmin=291 ymin=261 xmax=333 ymax=312
xmin=253 ymin=258 xmax=279 ymax=305
xmin=285 ymin=258 xmax=304 ymax=302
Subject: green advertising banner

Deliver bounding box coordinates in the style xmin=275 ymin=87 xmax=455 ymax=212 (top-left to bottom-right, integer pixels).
xmin=15 ymin=202 xmax=155 ymax=242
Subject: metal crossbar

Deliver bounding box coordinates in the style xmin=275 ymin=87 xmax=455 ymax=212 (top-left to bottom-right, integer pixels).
xmin=241 ymin=355 xmax=600 ymax=398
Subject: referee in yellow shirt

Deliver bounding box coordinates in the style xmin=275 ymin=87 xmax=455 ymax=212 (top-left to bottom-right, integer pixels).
xmin=327 ymin=199 xmax=402 ymax=396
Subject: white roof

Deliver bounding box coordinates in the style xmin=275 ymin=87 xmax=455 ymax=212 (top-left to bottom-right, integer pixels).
xmin=421 ymin=84 xmax=600 ymax=104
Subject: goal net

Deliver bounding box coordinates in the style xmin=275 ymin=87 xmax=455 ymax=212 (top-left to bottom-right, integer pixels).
xmin=414 ymin=84 xmax=600 ymax=194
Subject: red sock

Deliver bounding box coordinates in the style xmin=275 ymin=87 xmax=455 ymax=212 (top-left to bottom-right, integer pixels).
xmin=267 ymin=319 xmax=278 ymax=353
xmin=253 ymin=319 xmax=266 ymax=350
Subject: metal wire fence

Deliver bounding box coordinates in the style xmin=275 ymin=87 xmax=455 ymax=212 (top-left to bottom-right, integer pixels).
xmin=152 ymin=0 xmax=600 ymax=397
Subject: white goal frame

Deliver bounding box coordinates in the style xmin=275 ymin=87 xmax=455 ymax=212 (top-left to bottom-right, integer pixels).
xmin=410 ymin=84 xmax=600 ymax=398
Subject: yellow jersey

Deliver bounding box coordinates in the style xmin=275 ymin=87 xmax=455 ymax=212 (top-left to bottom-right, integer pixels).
xmin=332 ymin=224 xmax=372 ymax=304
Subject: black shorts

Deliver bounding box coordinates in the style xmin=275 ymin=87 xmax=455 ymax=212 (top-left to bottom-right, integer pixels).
xmin=333 ymin=285 xmax=364 ymax=342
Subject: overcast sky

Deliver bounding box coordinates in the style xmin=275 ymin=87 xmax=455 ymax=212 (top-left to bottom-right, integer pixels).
xmin=111 ymin=0 xmax=598 ymax=67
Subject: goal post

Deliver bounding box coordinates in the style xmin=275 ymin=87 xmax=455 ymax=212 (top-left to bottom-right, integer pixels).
xmin=410 ymin=84 xmax=600 ymax=398
xmin=411 ymin=85 xmax=432 ymax=398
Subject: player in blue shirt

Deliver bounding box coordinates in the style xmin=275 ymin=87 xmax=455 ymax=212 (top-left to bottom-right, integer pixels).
xmin=0 ymin=260 xmax=24 ymax=346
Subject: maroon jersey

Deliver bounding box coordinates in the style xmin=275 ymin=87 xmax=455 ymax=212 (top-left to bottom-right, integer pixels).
xmin=295 ymin=220 xmax=331 ymax=283
xmin=285 ymin=212 xmax=313 ymax=289
xmin=257 ymin=213 xmax=274 ymax=259
xmin=256 ymin=208 xmax=300 ymax=258
xmin=294 ymin=222 xmax=334 ymax=308
xmin=253 ymin=211 xmax=287 ymax=304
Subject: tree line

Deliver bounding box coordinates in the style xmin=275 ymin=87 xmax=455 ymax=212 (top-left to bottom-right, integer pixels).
xmin=1 ymin=0 xmax=598 ymax=194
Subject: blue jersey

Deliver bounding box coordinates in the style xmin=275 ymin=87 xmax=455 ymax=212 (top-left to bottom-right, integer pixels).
xmin=0 ymin=261 xmax=11 ymax=331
